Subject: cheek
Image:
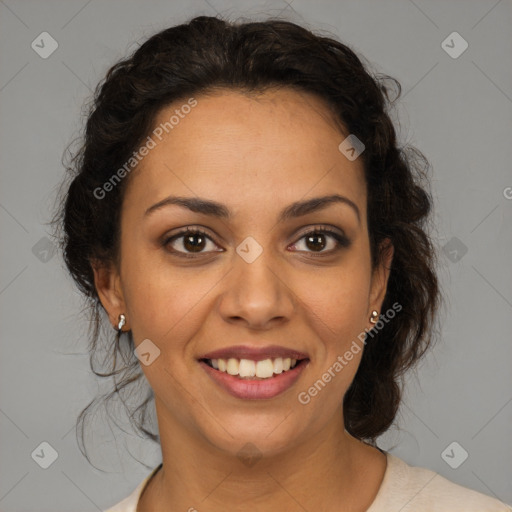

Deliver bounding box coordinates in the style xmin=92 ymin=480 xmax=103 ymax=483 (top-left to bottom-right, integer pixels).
xmin=120 ymin=250 xmax=219 ymax=350
xmin=294 ymin=264 xmax=372 ymax=346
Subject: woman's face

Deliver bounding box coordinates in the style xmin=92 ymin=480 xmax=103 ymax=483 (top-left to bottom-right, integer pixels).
xmin=95 ymin=88 xmax=393 ymax=457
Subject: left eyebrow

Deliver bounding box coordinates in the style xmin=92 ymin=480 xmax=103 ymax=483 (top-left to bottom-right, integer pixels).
xmin=144 ymin=193 xmax=360 ymax=226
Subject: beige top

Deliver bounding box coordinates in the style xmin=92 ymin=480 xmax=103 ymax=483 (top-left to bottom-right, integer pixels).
xmin=104 ymin=452 xmax=511 ymax=511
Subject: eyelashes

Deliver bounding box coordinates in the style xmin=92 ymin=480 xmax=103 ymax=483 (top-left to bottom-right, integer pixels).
xmin=288 ymin=228 xmax=350 ymax=254
xmin=163 ymin=227 xmax=219 ymax=258
xmin=162 ymin=225 xmax=351 ymax=259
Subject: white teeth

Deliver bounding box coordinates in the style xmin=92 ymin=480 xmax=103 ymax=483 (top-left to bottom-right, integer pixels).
xmin=273 ymin=357 xmax=283 ymax=374
xmin=226 ymin=358 xmax=239 ymax=376
xmin=239 ymin=359 xmax=256 ymax=377
xmin=255 ymin=359 xmax=274 ymax=378
xmin=207 ymin=357 xmax=301 ymax=379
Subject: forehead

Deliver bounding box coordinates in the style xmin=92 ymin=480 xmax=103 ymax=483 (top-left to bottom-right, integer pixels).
xmin=123 ymin=88 xmax=367 ymax=222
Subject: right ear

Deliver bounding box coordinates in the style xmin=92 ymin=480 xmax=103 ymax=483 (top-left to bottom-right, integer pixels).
xmin=90 ymin=258 xmax=129 ymax=330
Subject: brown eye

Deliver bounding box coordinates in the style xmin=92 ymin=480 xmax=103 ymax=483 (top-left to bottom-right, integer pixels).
xmin=163 ymin=228 xmax=222 ymax=257
xmin=305 ymin=232 xmax=327 ymax=251
xmin=183 ymin=232 xmax=207 ymax=252
xmin=290 ymin=227 xmax=350 ymax=255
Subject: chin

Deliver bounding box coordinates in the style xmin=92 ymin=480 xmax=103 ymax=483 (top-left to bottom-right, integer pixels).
xmin=200 ymin=412 xmax=304 ymax=460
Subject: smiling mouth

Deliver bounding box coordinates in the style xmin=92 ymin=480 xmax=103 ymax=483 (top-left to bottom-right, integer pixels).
xmin=200 ymin=357 xmax=309 ymax=380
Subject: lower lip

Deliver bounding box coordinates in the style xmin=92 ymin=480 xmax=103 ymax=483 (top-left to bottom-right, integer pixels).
xmin=199 ymin=360 xmax=309 ymax=399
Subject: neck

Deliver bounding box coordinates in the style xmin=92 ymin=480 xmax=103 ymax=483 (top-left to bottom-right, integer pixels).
xmin=138 ymin=401 xmax=387 ymax=512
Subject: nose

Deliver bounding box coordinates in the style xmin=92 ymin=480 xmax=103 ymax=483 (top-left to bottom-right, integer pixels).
xmin=217 ymin=248 xmax=295 ymax=330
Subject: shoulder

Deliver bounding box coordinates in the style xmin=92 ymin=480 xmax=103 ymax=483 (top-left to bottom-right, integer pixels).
xmin=103 ymin=491 xmax=137 ymax=512
xmin=368 ymin=452 xmax=512 ymax=512
xmin=103 ymin=483 xmax=143 ymax=512
xmin=103 ymin=464 xmax=162 ymax=512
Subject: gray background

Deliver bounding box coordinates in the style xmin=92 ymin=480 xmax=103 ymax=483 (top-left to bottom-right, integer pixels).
xmin=1 ymin=0 xmax=511 ymax=510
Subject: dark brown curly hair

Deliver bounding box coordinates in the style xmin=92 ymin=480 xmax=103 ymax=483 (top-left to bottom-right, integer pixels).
xmin=50 ymin=14 xmax=442 ymax=465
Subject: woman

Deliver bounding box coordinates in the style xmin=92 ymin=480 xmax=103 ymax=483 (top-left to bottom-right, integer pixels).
xmin=52 ymin=15 xmax=511 ymax=512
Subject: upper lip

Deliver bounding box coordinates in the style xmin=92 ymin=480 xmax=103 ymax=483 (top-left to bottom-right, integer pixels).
xmin=199 ymin=345 xmax=309 ymax=362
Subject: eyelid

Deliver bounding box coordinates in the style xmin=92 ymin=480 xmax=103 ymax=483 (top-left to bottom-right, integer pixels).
xmin=161 ymin=226 xmax=221 ymax=255
xmin=294 ymin=224 xmax=347 ymax=241
xmin=289 ymin=225 xmax=351 ymax=253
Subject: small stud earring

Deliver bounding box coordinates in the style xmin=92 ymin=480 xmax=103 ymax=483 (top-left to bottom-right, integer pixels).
xmin=370 ymin=310 xmax=379 ymax=324
xmin=117 ymin=314 xmax=126 ymax=332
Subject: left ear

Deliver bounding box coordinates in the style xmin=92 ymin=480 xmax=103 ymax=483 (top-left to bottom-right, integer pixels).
xmin=369 ymin=238 xmax=394 ymax=313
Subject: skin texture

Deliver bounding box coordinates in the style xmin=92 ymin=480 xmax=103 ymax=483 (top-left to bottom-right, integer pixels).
xmin=93 ymin=88 xmax=394 ymax=511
